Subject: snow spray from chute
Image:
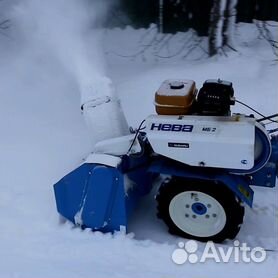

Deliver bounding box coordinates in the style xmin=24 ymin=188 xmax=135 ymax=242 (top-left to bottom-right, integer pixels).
xmin=13 ymin=0 xmax=153 ymax=232
xmin=13 ymin=0 xmax=129 ymax=145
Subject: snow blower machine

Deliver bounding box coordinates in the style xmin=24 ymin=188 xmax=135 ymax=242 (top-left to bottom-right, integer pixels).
xmin=54 ymin=79 xmax=278 ymax=242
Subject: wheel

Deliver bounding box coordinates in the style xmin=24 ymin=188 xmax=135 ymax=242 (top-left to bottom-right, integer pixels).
xmin=156 ymin=177 xmax=244 ymax=242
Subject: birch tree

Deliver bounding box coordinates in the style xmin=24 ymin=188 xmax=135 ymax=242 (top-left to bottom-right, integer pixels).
xmin=209 ymin=0 xmax=238 ymax=56
xmin=223 ymin=0 xmax=237 ymax=50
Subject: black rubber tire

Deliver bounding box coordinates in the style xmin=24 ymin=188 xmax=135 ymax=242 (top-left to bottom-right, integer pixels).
xmin=156 ymin=177 xmax=245 ymax=243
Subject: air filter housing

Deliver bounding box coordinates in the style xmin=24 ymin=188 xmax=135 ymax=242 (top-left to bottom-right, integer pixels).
xmin=155 ymin=79 xmax=196 ymax=115
xmin=196 ymin=79 xmax=235 ymax=116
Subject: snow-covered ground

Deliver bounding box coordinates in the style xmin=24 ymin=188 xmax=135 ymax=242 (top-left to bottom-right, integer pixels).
xmin=0 ymin=1 xmax=278 ymax=277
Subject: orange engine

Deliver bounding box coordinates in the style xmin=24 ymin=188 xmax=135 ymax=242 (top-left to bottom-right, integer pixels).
xmin=154 ymin=79 xmax=197 ymax=115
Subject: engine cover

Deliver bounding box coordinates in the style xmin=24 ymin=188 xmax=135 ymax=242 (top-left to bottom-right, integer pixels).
xmin=146 ymin=114 xmax=261 ymax=171
xmin=196 ymin=79 xmax=235 ymax=116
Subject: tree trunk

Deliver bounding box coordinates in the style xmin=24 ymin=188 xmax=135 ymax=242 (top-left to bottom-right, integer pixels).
xmin=223 ymin=0 xmax=237 ymax=49
xmin=209 ymin=0 xmax=226 ymax=56
xmin=159 ymin=0 xmax=164 ymax=33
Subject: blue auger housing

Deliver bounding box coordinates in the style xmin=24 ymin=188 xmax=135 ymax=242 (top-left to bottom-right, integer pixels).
xmin=54 ymin=154 xmax=156 ymax=232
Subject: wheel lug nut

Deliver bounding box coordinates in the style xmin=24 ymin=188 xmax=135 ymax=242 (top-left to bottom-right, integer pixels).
xmin=192 ymin=215 xmax=197 ymax=219
xmin=207 ymin=204 xmax=211 ymax=208
xmin=212 ymin=213 xmax=217 ymax=217
xmin=205 ymin=214 xmax=210 ymax=218
xmin=185 ymin=204 xmax=190 ymax=208
xmin=185 ymin=214 xmax=189 ymax=218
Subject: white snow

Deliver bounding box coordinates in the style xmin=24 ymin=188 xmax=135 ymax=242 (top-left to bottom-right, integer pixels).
xmin=85 ymin=153 xmax=122 ymax=168
xmin=0 ymin=1 xmax=277 ymax=277
xmin=93 ymin=134 xmax=142 ymax=156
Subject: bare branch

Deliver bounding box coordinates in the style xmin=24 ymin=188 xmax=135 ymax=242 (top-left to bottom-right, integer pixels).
xmin=108 ymin=25 xmax=208 ymax=61
xmin=255 ymin=20 xmax=278 ymax=58
xmin=0 ymin=19 xmax=10 ymax=30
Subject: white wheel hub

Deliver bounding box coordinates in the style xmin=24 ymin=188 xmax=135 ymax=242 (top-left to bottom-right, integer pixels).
xmin=169 ymin=191 xmax=227 ymax=237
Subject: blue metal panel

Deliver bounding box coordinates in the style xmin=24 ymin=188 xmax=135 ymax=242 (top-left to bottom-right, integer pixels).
xmin=149 ymin=159 xmax=254 ymax=207
xmin=120 ymin=154 xmax=157 ymax=196
xmin=54 ymin=164 xmax=129 ymax=231
xmin=251 ymin=135 xmax=278 ymax=187
xmin=54 ymin=163 xmax=96 ymax=223
xmin=53 ymin=159 xmax=155 ymax=233
xmin=251 ymin=162 xmax=277 ymax=188
xmin=270 ymin=134 xmax=278 ymax=165
xmin=80 ymin=166 xmax=127 ymax=230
